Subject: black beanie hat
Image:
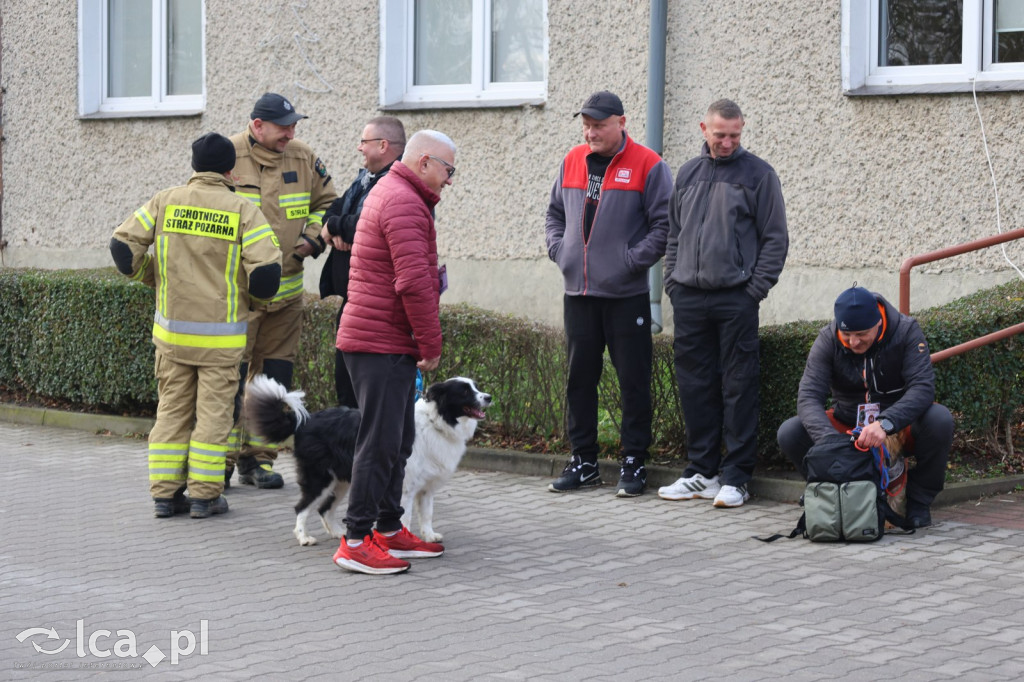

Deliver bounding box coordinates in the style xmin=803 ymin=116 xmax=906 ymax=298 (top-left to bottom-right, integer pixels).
xmin=191 ymin=133 xmax=236 ymax=174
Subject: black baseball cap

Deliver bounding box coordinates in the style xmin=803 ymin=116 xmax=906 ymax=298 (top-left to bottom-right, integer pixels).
xmin=573 ymin=91 xmax=624 ymax=119
xmin=250 ymin=93 xmax=308 ymax=126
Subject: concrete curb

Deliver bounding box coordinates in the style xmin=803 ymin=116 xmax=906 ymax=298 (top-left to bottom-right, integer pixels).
xmin=0 ymin=403 xmax=154 ymax=436
xmin=2 ymin=402 xmax=1019 ymax=506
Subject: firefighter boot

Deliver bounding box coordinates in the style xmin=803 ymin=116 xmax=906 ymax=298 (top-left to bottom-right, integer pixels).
xmin=237 ymin=455 xmax=283 ymax=489
xmin=154 ymin=486 xmax=191 ymax=517
xmin=190 ymin=496 xmax=229 ymax=519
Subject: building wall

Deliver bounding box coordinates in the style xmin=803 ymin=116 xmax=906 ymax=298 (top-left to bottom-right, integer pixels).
xmin=2 ymin=1 xmax=1022 ymax=330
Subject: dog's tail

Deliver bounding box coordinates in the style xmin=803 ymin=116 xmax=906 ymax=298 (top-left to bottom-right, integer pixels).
xmin=244 ymin=374 xmax=311 ymax=444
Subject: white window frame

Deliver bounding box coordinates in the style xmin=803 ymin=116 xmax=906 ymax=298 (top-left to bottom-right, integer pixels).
xmin=78 ymin=0 xmax=206 ymax=118
xmin=379 ymin=0 xmax=547 ymax=110
xmin=842 ymin=0 xmax=1024 ymax=95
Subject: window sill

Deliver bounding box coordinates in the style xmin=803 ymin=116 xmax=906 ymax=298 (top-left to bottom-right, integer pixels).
xmin=78 ymin=108 xmax=205 ymax=120
xmin=380 ymin=96 xmax=546 ymax=111
xmin=844 ymin=79 xmax=1024 ymax=96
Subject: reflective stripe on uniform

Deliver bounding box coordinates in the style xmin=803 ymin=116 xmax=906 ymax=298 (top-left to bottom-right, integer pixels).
xmin=228 ymin=427 xmax=241 ymax=451
xmin=134 ymin=206 xmax=155 ymax=231
xmin=241 ymin=224 xmax=275 ymax=248
xmin=156 ymin=235 xmax=169 ymax=317
xmin=245 ymin=432 xmax=270 ymax=448
xmin=278 ymin=192 xmax=310 ymax=207
xmin=188 ymin=440 xmax=228 ymax=482
xmin=149 ymin=442 xmax=188 ymax=482
xmin=152 ymin=312 xmax=247 ymax=349
xmin=237 ymin=191 xmax=261 ymax=207
xmin=307 ymin=209 xmax=325 ymax=226
xmin=279 ymin=192 xmax=310 ymax=221
xmin=131 ymin=253 xmax=151 ymax=282
xmin=225 ymin=244 xmax=240 ymax=324
xmin=154 ymin=312 xmax=247 ymax=337
xmin=271 ymin=272 xmax=304 ymax=302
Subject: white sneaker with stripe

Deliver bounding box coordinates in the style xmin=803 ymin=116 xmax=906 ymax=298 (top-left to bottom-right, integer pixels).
xmin=657 ymin=473 xmax=721 ymax=500
xmin=713 ymin=484 xmax=750 ymax=508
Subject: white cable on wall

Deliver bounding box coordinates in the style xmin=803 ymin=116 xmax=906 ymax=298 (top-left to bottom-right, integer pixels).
xmin=971 ymin=76 xmax=1024 ymax=280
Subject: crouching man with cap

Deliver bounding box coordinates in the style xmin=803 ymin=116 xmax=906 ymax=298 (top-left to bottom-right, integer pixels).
xmin=776 ymin=285 xmax=954 ymax=528
xmin=110 ymin=133 xmax=282 ymax=518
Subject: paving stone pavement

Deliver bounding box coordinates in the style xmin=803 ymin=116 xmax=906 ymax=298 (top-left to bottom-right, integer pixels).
xmin=3 ymin=421 xmax=1024 ymax=681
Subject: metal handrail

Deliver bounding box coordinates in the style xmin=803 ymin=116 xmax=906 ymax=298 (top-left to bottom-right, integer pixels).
xmin=899 ymin=227 xmax=1024 ymax=363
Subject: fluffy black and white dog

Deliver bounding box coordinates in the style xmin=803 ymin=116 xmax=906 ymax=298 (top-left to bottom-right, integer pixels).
xmin=244 ymin=374 xmax=491 ymax=546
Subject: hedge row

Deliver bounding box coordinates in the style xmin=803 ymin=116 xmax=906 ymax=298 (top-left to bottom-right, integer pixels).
xmin=2 ymin=268 xmax=1023 ymax=467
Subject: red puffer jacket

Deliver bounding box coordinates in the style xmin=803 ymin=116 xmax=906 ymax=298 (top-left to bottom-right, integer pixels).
xmin=336 ymin=161 xmax=442 ymax=360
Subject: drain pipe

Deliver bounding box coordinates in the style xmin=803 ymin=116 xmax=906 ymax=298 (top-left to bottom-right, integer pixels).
xmin=646 ymin=0 xmax=668 ymax=333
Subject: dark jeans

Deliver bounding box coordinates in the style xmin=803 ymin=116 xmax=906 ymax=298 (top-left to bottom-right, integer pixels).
xmin=342 ymin=352 xmax=417 ymax=540
xmin=777 ymin=403 xmax=954 ymax=507
xmin=670 ymin=285 xmax=761 ymax=487
xmin=563 ymin=293 xmax=653 ymax=462
xmin=333 ymin=303 xmax=357 ymax=409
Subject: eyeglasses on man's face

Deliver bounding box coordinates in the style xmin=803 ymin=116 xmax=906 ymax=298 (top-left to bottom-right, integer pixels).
xmin=425 ymin=154 xmax=456 ymax=179
xmin=359 ymin=138 xmax=386 ymax=145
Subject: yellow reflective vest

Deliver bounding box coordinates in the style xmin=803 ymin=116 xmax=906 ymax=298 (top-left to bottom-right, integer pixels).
xmin=112 ymin=172 xmax=283 ymax=366
xmin=230 ymin=128 xmax=338 ymax=310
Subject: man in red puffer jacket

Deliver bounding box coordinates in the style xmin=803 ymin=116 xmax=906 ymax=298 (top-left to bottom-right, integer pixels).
xmin=332 ymin=130 xmax=457 ymax=575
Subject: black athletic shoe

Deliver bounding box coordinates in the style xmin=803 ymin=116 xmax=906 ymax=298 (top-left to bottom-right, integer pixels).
xmin=616 ymin=456 xmax=647 ymax=497
xmin=548 ymin=455 xmax=602 ymax=492
xmin=190 ymin=496 xmax=229 ymax=519
xmin=907 ymin=503 xmax=932 ymax=528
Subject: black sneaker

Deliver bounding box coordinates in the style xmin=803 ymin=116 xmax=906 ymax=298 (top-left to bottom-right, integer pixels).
xmin=190 ymin=496 xmax=229 ymax=519
xmin=616 ymin=456 xmax=647 ymax=497
xmin=548 ymin=455 xmax=602 ymax=492
xmin=907 ymin=503 xmax=932 ymax=528
xmin=237 ymin=457 xmax=284 ymax=489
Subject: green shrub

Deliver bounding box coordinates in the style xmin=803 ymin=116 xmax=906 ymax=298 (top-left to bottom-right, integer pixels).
xmin=0 ymin=269 xmax=156 ymax=413
xmin=2 ymin=268 xmax=1024 ymax=469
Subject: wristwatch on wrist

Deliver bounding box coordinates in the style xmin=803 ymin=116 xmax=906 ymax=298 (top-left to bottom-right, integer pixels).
xmin=878 ymin=417 xmax=895 ymax=435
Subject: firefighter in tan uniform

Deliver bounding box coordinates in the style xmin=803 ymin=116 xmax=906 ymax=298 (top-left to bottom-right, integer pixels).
xmin=227 ymin=92 xmax=338 ymax=489
xmin=110 ymin=133 xmax=283 ymax=519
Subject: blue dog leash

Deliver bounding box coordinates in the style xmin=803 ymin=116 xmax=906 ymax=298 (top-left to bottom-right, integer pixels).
xmin=850 ymin=426 xmax=890 ymax=490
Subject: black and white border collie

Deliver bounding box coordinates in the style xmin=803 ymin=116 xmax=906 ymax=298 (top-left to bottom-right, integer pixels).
xmin=244 ymin=375 xmax=491 ymax=546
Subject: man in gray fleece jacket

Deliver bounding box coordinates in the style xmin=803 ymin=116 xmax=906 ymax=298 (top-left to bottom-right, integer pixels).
xmin=659 ymin=98 xmax=789 ymax=509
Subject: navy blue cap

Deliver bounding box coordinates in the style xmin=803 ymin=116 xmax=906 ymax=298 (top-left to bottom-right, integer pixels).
xmin=834 ymin=287 xmax=881 ymax=332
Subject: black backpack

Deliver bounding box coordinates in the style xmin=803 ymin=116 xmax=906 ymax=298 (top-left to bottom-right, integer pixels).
xmin=758 ymin=433 xmax=913 ymax=543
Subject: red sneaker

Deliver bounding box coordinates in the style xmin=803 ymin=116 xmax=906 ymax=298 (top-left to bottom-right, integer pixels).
xmin=375 ymin=527 xmax=444 ymax=558
xmin=333 ymin=535 xmax=410 ymax=575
